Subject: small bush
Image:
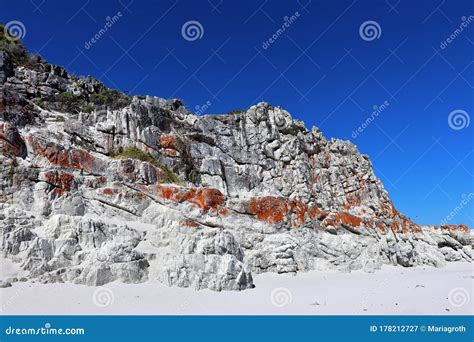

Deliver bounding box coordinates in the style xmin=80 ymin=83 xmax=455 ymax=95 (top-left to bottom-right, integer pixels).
xmin=89 ymin=93 xmax=106 ymax=105
xmin=0 ymin=24 xmax=47 ymax=72
xmin=0 ymin=24 xmax=29 ymax=66
xmin=90 ymin=89 xmax=131 ymax=110
xmin=159 ymin=164 xmax=182 ymax=185
xmin=57 ymin=92 xmax=82 ymax=113
xmin=175 ymin=137 xmax=200 ymax=184
xmin=56 ymin=115 xmax=65 ymax=122
xmin=227 ymin=109 xmax=245 ymax=115
xmin=83 ymin=104 xmax=94 ymax=113
xmin=57 ymin=92 xmax=76 ymax=103
xmin=111 ymin=146 xmax=181 ymax=184
xmin=35 ymin=99 xmax=46 ymax=109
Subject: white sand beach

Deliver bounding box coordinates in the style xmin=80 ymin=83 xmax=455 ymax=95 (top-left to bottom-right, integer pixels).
xmin=0 ymin=260 xmax=472 ymax=315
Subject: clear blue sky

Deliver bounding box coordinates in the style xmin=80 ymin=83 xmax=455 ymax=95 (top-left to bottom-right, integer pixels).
xmin=1 ymin=0 xmax=473 ymax=226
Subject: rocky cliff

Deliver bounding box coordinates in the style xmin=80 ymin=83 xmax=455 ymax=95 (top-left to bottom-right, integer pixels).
xmin=0 ymin=35 xmax=471 ymax=291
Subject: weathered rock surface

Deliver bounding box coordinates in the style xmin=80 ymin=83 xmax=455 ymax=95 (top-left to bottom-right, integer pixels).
xmin=0 ymin=44 xmax=471 ymax=291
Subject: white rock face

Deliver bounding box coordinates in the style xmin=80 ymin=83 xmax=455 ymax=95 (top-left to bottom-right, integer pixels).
xmin=0 ymin=49 xmax=471 ymax=291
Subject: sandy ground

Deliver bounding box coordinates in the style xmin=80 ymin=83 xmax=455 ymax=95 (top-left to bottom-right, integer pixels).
xmin=0 ymin=259 xmax=472 ymax=315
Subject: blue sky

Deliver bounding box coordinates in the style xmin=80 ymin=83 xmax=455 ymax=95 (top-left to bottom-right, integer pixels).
xmin=1 ymin=0 xmax=473 ymax=226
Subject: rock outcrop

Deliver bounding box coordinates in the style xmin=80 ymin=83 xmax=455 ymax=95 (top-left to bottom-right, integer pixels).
xmin=0 ymin=39 xmax=471 ymax=291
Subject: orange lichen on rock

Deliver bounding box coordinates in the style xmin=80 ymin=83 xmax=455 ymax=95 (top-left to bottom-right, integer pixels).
xmin=156 ymin=185 xmax=182 ymax=202
xmin=159 ymin=135 xmax=177 ymax=149
xmin=325 ymin=212 xmax=363 ymax=228
xmin=336 ymin=212 xmax=362 ymax=227
xmin=440 ymin=224 xmax=469 ymax=232
xmin=156 ymin=186 xmax=226 ymax=212
xmin=0 ymin=123 xmax=26 ymax=157
xmin=102 ymin=188 xmax=115 ymax=196
xmin=398 ymin=214 xmax=420 ymax=233
xmin=381 ymin=203 xmax=403 ymax=221
xmin=99 ymin=186 xmax=147 ymax=202
xmin=308 ymin=205 xmax=327 ymax=220
xmin=136 ymin=184 xmax=148 ymax=190
xmin=85 ymin=176 xmax=106 ymax=188
xmin=68 ymin=149 xmax=99 ymax=172
xmin=27 ymin=135 xmax=102 ymax=173
xmin=384 ymin=204 xmax=424 ymax=233
xmin=247 ymin=196 xmax=327 ymax=226
xmin=160 ymin=148 xmax=178 ymax=157
xmin=218 ymin=208 xmax=230 ymax=216
xmin=183 ymin=188 xmax=226 ymax=211
xmin=288 ymin=200 xmax=309 ymax=225
xmin=343 ymin=193 xmax=362 ymax=210
xmin=43 ymin=171 xmax=74 ymax=196
xmin=376 ymin=224 xmax=387 ymax=233
xmin=390 ymin=221 xmax=400 ymax=232
xmin=323 ymin=151 xmax=331 ymax=164
xmin=181 ymin=219 xmax=199 ymax=228
xmin=248 ymin=196 xmax=288 ymax=224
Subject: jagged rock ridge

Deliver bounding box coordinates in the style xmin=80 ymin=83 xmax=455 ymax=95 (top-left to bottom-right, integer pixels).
xmin=0 ymin=36 xmax=471 ymax=291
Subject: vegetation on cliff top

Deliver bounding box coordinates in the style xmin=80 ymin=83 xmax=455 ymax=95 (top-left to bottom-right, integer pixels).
xmin=110 ymin=146 xmax=181 ymax=185
xmin=0 ymin=23 xmax=30 ymax=66
xmin=89 ymin=89 xmax=131 ymax=110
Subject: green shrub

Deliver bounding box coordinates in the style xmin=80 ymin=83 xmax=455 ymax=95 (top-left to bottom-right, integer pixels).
xmin=35 ymin=99 xmax=46 ymax=109
xmin=111 ymin=146 xmax=181 ymax=184
xmin=56 ymin=115 xmax=65 ymax=122
xmin=83 ymin=104 xmax=94 ymax=113
xmin=227 ymin=109 xmax=245 ymax=115
xmin=0 ymin=24 xmax=49 ymax=72
xmin=90 ymin=89 xmax=131 ymax=110
xmin=175 ymin=137 xmax=200 ymax=184
xmin=0 ymin=24 xmax=29 ymax=66
xmin=89 ymin=93 xmax=106 ymax=105
xmin=57 ymin=92 xmax=82 ymax=113
xmin=57 ymin=92 xmax=76 ymax=103
xmin=159 ymin=164 xmax=182 ymax=185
